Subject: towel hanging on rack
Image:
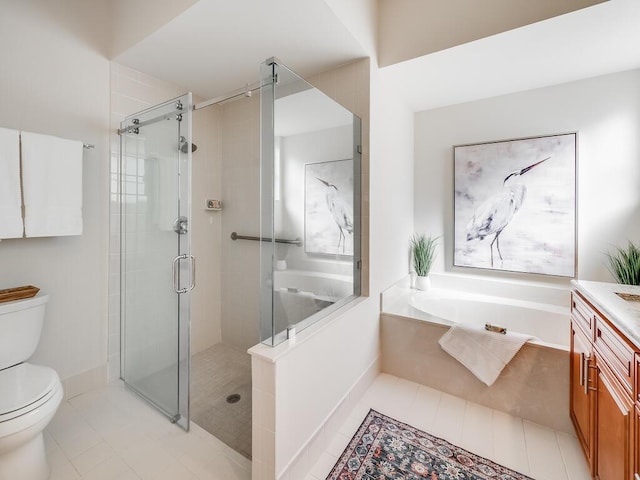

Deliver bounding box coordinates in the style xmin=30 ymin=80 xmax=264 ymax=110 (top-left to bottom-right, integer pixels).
xmin=0 ymin=128 xmax=23 ymax=239
xmin=21 ymin=131 xmax=83 ymax=237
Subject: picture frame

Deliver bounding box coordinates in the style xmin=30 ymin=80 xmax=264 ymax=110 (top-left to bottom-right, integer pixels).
xmin=304 ymin=158 xmax=354 ymax=256
xmin=453 ymin=133 xmax=577 ymax=277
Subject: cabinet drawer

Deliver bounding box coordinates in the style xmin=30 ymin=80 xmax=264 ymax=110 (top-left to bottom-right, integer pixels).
xmin=571 ymin=292 xmax=594 ymax=338
xmin=595 ymin=318 xmax=634 ymax=395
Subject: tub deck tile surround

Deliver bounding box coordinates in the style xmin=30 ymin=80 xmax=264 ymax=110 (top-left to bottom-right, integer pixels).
xmin=303 ymin=373 xmax=589 ymax=480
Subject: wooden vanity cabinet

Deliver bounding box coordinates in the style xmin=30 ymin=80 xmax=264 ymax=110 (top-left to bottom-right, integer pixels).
xmin=635 ymin=355 xmax=640 ymax=480
xmin=570 ymin=319 xmax=595 ymax=469
xmin=595 ymin=351 xmax=633 ymax=480
xmin=570 ymin=290 xmax=638 ymax=480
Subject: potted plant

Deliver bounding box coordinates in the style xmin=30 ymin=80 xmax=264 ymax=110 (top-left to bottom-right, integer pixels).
xmin=606 ymin=241 xmax=640 ymax=285
xmin=411 ymin=234 xmax=438 ymax=290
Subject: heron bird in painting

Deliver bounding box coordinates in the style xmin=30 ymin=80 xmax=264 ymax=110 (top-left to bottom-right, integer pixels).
xmin=316 ymin=177 xmax=353 ymax=254
xmin=466 ymin=157 xmax=550 ymax=267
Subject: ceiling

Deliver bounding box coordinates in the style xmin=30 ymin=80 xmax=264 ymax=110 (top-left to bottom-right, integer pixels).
xmin=381 ymin=0 xmax=640 ymax=111
xmin=115 ymin=0 xmax=367 ymax=100
xmin=115 ymin=0 xmax=640 ymax=113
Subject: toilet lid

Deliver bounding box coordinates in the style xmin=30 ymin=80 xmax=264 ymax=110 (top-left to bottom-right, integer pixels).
xmin=0 ymin=363 xmax=60 ymax=417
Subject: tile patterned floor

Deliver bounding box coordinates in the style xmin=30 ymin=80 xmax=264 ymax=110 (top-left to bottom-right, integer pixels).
xmin=45 ymin=372 xmax=589 ymax=480
xmin=45 ymin=381 xmax=251 ymax=480
xmin=191 ymin=343 xmax=252 ymax=459
xmin=305 ymin=373 xmax=591 ymax=480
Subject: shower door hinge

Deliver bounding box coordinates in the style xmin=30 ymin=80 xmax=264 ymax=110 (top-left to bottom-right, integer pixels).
xmin=176 ymin=100 xmax=183 ymax=110
xmin=357 ymin=260 xmax=362 ymax=270
xmin=357 ymin=145 xmax=362 ymax=154
xmin=127 ymin=118 xmax=140 ymax=135
xmin=176 ymin=113 xmax=183 ymax=122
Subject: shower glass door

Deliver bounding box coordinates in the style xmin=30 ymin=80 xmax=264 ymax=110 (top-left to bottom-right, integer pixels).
xmin=119 ymin=94 xmax=193 ymax=430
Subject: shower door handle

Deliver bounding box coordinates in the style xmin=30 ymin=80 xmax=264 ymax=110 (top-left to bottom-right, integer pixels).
xmin=172 ymin=254 xmax=196 ymax=294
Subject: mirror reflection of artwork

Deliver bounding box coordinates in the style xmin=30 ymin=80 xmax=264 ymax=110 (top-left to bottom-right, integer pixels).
xmin=454 ymin=133 xmax=576 ymax=277
xmin=305 ymin=159 xmax=354 ymax=255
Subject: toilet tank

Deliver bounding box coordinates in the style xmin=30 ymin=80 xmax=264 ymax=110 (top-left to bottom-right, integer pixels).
xmin=0 ymin=294 xmax=49 ymax=369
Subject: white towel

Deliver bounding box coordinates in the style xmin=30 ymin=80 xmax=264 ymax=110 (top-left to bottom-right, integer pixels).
xmin=438 ymin=323 xmax=534 ymax=386
xmin=21 ymin=131 xmax=83 ymax=237
xmin=0 ymin=128 xmax=23 ymax=238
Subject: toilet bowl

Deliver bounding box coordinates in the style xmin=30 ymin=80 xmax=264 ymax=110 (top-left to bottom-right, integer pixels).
xmin=0 ymin=294 xmax=63 ymax=480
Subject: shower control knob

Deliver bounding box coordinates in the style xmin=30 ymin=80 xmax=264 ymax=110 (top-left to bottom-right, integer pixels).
xmin=173 ymin=216 xmax=188 ymax=234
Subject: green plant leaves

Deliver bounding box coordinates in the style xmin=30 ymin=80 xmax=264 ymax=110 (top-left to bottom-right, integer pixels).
xmin=606 ymin=241 xmax=640 ymax=285
xmin=411 ymin=234 xmax=438 ymax=277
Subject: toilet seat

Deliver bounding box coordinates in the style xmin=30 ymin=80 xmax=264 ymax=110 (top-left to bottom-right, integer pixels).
xmin=0 ymin=363 xmax=60 ymax=423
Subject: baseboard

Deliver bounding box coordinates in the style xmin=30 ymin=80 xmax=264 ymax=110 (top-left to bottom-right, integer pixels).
xmin=62 ymin=364 xmax=108 ymax=400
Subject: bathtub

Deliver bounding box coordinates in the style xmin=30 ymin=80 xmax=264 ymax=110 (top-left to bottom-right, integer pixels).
xmin=408 ymin=289 xmax=569 ymax=350
xmin=272 ymin=269 xmax=354 ymax=333
xmin=381 ymin=273 xmax=573 ymax=433
xmin=273 ymin=269 xmax=353 ymax=301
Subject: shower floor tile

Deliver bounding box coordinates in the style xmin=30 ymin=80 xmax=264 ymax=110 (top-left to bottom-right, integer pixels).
xmin=190 ymin=342 xmax=252 ymax=459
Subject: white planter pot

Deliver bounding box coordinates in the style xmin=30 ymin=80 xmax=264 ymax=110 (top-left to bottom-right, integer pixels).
xmin=415 ymin=275 xmax=431 ymax=291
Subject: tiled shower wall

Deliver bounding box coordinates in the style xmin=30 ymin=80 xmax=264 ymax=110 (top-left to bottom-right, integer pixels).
xmin=219 ymin=94 xmax=262 ymax=352
xmin=108 ymin=63 xmax=222 ymax=380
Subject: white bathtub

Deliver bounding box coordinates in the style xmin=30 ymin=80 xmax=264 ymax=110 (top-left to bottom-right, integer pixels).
xmin=272 ymin=269 xmax=354 ymax=331
xmin=273 ymin=269 xmax=353 ymax=302
xmin=408 ymin=289 xmax=570 ymax=350
xmin=381 ymin=273 xmax=573 ymax=433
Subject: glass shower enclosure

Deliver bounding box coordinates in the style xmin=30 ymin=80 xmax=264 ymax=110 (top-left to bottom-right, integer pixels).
xmin=260 ymin=59 xmax=362 ymax=346
xmin=118 ymin=93 xmax=193 ymax=430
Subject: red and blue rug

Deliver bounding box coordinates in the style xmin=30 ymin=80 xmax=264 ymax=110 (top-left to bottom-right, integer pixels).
xmin=327 ymin=409 xmax=532 ymax=480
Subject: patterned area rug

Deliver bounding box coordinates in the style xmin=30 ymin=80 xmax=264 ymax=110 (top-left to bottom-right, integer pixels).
xmin=327 ymin=409 xmax=533 ymax=480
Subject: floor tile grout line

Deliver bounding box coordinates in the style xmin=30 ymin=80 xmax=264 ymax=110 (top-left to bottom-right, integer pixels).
xmin=554 ymin=431 xmax=574 ymax=480
xmin=519 ymin=416 xmax=532 ymax=477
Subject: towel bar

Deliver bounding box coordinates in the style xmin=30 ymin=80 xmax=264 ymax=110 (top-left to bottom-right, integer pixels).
xmin=230 ymin=232 xmax=302 ymax=246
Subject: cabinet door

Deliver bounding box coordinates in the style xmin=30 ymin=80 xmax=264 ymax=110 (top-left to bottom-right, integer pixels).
xmin=596 ymin=359 xmax=633 ymax=480
xmin=635 ymin=406 xmax=640 ymax=480
xmin=571 ymin=322 xmax=594 ymax=470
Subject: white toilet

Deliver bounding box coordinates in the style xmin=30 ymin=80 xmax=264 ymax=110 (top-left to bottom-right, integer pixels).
xmin=0 ymin=294 xmax=63 ymax=480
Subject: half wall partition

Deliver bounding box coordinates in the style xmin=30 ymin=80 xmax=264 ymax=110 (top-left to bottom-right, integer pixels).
xmin=260 ymin=59 xmax=362 ymax=346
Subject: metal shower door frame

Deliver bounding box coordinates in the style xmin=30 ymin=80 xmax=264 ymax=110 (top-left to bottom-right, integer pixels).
xmin=118 ymin=93 xmax=193 ymax=431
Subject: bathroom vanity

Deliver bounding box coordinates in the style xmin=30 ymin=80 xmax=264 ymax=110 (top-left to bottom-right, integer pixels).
xmin=570 ymin=280 xmax=640 ymax=480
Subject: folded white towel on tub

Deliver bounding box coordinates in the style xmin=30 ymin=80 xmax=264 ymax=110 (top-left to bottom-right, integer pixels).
xmin=21 ymin=131 xmax=83 ymax=237
xmin=438 ymin=323 xmax=534 ymax=386
xmin=0 ymin=127 xmax=23 ymax=238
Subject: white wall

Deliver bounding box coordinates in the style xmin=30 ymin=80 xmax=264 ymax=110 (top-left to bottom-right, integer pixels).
xmin=414 ymin=68 xmax=640 ymax=282
xmin=0 ymin=1 xmax=110 ymax=388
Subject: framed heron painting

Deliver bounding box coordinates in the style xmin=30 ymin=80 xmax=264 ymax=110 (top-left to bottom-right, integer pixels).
xmin=305 ymin=158 xmax=354 ymax=256
xmin=453 ymin=133 xmax=577 ymax=277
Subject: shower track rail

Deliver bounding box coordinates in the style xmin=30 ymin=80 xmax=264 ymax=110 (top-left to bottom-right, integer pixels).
xmin=230 ymin=231 xmax=301 ymax=246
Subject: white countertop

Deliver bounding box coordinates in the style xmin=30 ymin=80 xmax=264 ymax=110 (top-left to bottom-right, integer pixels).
xmin=571 ymin=279 xmax=640 ymax=349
